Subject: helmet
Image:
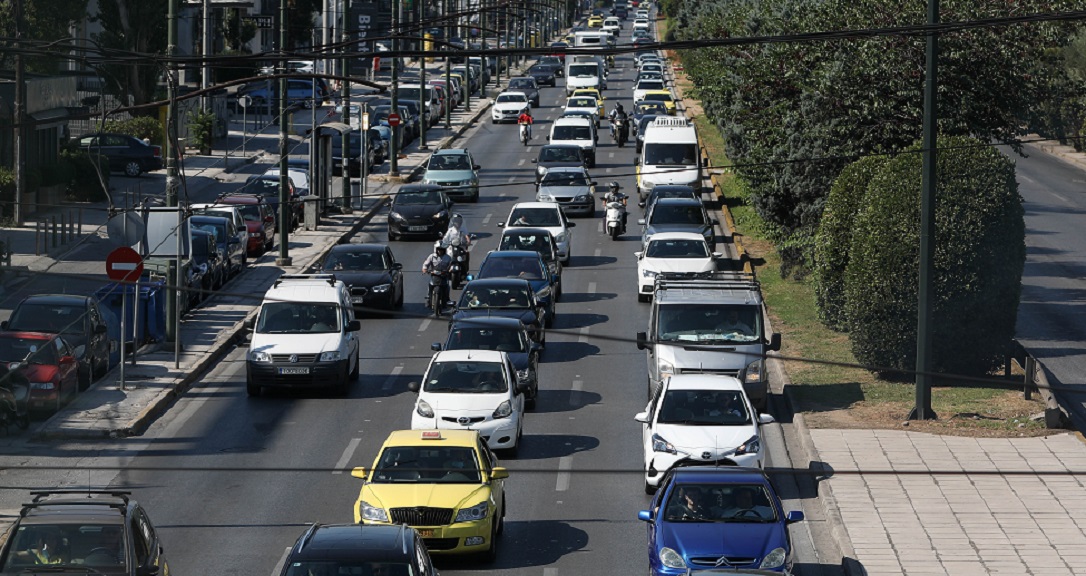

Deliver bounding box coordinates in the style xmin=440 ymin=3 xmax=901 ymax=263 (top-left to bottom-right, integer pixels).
xmin=608 ymin=181 xmax=621 ymax=192
xmin=434 ymin=241 xmax=447 ymax=254
xmin=615 ymin=102 xmax=624 ymax=113
xmin=450 ymin=213 xmax=463 ymax=228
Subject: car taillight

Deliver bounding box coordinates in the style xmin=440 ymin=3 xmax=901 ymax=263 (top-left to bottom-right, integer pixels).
xmin=152 ymin=146 xmax=162 ymax=158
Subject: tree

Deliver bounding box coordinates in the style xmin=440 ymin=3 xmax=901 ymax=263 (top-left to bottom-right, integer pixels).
xmin=0 ymin=0 xmax=89 ymax=73
xmin=222 ymin=8 xmax=257 ymax=53
xmin=93 ymin=0 xmax=168 ymax=115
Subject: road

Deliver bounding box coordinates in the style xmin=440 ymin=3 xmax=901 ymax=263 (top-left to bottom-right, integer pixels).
xmin=0 ymin=23 xmax=845 ymax=576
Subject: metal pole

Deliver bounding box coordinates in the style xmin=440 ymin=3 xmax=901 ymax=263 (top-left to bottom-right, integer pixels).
xmin=361 ymin=113 xmax=369 ymax=206
xmin=277 ymin=0 xmax=293 ymax=266
xmin=12 ymin=0 xmax=24 ymax=226
xmin=174 ymin=206 xmax=181 ymax=368
xmin=202 ymin=0 xmax=211 ymax=112
xmin=390 ymin=0 xmax=402 ymax=176
xmin=419 ymin=9 xmax=429 ymax=151
xmin=445 ymin=0 xmax=452 ymax=130
xmin=166 ymin=0 xmax=180 ymax=343
xmin=341 ymin=2 xmax=353 ymax=211
xmin=910 ymin=0 xmax=938 ymax=421
xmin=120 ymin=196 xmax=127 ymax=390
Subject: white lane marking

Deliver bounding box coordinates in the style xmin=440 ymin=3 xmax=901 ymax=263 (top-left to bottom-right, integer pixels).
xmin=270 ymin=547 xmax=292 ymax=576
xmin=333 ymin=438 xmax=362 ymax=474
xmin=556 ymin=455 xmax=573 ymax=491
xmin=588 ymin=282 xmax=597 ymax=294
xmin=578 ymin=326 xmax=589 ymax=343
xmin=605 ymin=167 xmax=613 ymax=173
xmin=507 ymin=176 xmax=516 ymax=183
xmin=482 ymin=213 xmax=493 ymax=225
xmin=594 ymin=248 xmax=601 ymax=257
xmin=382 ymin=365 xmax=404 ymax=391
xmin=597 ymin=220 xmax=604 ymax=233
xmin=609 ymin=152 xmax=615 ymax=158
xmin=419 ymin=318 xmax=432 ymax=332
xmin=570 ymin=379 xmax=584 ymax=406
xmin=544 ymin=569 xmax=559 ymax=576
xmin=518 ymin=158 xmax=526 ymax=166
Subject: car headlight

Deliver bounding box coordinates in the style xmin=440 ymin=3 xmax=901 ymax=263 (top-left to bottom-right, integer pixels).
xmin=371 ymin=283 xmax=391 ymax=293
xmin=434 ymin=210 xmax=449 ymax=220
xmin=658 ymin=359 xmax=675 ymax=379
xmin=574 ymin=194 xmax=590 ymax=202
xmin=249 ymin=232 xmax=260 ymax=238
xmin=760 ymin=547 xmax=787 ymax=569
xmin=554 ymin=232 xmax=568 ymax=244
xmin=659 ymin=547 xmax=686 ymax=569
xmin=359 ymin=500 xmax=389 ymax=523
xmin=416 ymin=399 xmax=434 ymax=418
xmin=250 ymin=350 xmax=272 ymax=363
xmin=651 ymin=433 xmax=679 ymax=454
xmin=493 ymin=400 xmax=512 ymax=419
xmin=421 ymin=179 xmax=436 ymax=186
xmin=735 ymin=434 xmax=761 ymax=455
xmin=320 ymin=351 xmax=342 ymax=362
xmin=641 ymin=268 xmax=657 ymax=279
xmin=744 ymin=358 xmax=764 ymax=384
xmin=29 ymin=382 xmax=54 ymax=391
xmin=643 ymin=180 xmax=656 ymax=191
xmin=454 ymin=501 xmax=490 ymax=523
xmin=389 ymin=212 xmax=407 ymax=223
xmin=537 ymin=192 xmax=554 ymax=202
xmin=461 ymin=179 xmax=476 ymax=187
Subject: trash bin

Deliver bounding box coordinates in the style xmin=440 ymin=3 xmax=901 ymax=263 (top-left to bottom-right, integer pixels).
xmin=95 ymin=278 xmax=167 ymax=347
xmin=302 ymin=194 xmax=321 ymax=231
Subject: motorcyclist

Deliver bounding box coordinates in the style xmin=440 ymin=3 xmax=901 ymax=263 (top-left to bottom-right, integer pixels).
xmin=421 ymin=241 xmax=453 ymax=308
xmin=609 ymin=103 xmax=628 ymax=141
xmin=603 ymin=181 xmax=628 ymax=232
xmin=442 ymin=213 xmax=474 ymax=270
xmin=517 ymin=108 xmax=534 ymax=141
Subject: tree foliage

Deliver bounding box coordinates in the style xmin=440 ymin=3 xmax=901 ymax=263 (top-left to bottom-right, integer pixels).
xmin=842 ymin=136 xmax=1024 ymax=378
xmin=0 ymin=0 xmax=89 ymax=73
xmin=93 ymin=0 xmax=168 ymax=115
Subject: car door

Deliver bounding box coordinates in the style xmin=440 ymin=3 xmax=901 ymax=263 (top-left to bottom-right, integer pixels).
xmin=384 ymin=247 xmax=403 ymax=297
xmin=505 ymin=356 xmax=524 ymax=413
xmin=54 ymin=337 xmax=78 ymax=400
xmin=87 ymin=301 xmax=108 ymax=368
xmin=642 ymin=390 xmax=661 ymax=466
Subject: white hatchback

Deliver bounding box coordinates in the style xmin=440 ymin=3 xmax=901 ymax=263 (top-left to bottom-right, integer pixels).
xmin=409 ymin=349 xmax=528 ymax=453
xmin=492 ymin=91 xmax=531 ymax=123
xmin=633 ymin=18 xmax=650 ymax=31
xmin=635 ymin=232 xmax=720 ymax=301
xmin=635 ymin=374 xmax=775 ymax=492
xmin=500 ymin=202 xmax=576 ymax=263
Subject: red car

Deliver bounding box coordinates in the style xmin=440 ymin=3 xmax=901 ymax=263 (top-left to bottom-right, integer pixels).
xmin=0 ymin=332 xmax=79 ymax=414
xmin=549 ymin=42 xmax=569 ymax=64
xmin=216 ymin=192 xmax=276 ymax=254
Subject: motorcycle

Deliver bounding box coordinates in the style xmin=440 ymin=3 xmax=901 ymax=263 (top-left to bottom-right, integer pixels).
xmin=447 ymin=236 xmax=474 ymax=290
xmin=603 ymin=185 xmax=628 ymax=241
xmin=613 ymin=115 xmax=628 ymax=148
xmin=0 ymin=363 xmax=30 ymax=433
xmin=426 ymin=270 xmax=451 ymax=317
xmin=519 ymin=122 xmax=532 ymax=146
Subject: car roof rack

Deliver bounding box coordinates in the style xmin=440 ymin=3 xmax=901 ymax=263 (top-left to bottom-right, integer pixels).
xmin=22 ymin=490 xmax=132 ymax=515
xmin=653 ymin=271 xmax=759 ymax=291
xmin=274 ymin=273 xmax=337 ymax=288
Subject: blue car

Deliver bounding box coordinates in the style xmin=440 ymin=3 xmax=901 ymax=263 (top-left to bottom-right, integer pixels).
xmin=638 ymin=468 xmax=804 ymax=574
xmin=471 ymin=250 xmax=556 ymax=327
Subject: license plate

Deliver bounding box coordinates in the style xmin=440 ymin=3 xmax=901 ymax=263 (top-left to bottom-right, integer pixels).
xmin=278 ymin=367 xmax=310 ymax=375
xmin=408 ymin=226 xmax=429 ymax=232
xmin=351 ymin=296 xmax=365 ymax=303
xmin=417 ymin=529 xmax=434 ymax=537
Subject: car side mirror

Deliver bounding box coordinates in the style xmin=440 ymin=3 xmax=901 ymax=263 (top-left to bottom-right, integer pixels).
xmin=634 ymin=251 xmax=643 ymax=259
xmin=702 ymin=157 xmax=709 ymax=167
xmin=392 ymin=262 xmax=403 ymax=270
xmin=634 ymin=411 xmax=649 ymax=423
xmin=567 ymin=222 xmax=576 ymax=228
xmin=712 ymin=252 xmax=723 ymax=259
xmin=530 ymin=159 xmax=537 ymax=163
xmin=637 ymin=219 xmax=646 ymax=226
xmin=711 ymin=218 xmax=719 ymax=225
xmin=244 ymin=318 xmax=255 ymax=331
xmin=0 ymin=321 xmax=7 ymax=330
xmin=637 ymin=510 xmax=653 ymax=522
xmin=473 ymin=164 xmax=481 ymax=170
xmin=431 ymin=342 xmax=443 ymax=351
xmin=529 ymin=342 xmax=542 ymax=353
xmin=95 ymin=324 xmax=108 ymax=334
xmin=350 ymin=466 xmax=369 ymax=479
xmin=346 ymin=319 xmax=361 ymax=332
xmin=636 ymin=331 xmax=649 ymax=350
xmin=769 ymin=332 xmax=782 ymax=351
xmin=516 ymin=382 xmax=531 ymax=395
xmin=136 ymin=566 xmax=162 ymax=576
xmin=590 ymin=181 xmax=597 ymax=186
xmin=758 ymin=413 xmax=776 ymax=425
xmin=491 ymin=467 xmax=510 ymax=480
xmin=787 ymin=510 xmax=805 ymax=523
xmin=635 ymin=156 xmax=640 ymax=164
xmin=407 ymin=381 xmax=421 ymax=393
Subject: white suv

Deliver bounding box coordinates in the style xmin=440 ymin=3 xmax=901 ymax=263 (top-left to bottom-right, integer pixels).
xmin=635 ymin=374 xmax=775 ymax=493
xmin=409 ymin=350 xmax=528 ymax=453
xmin=548 ymin=116 xmax=598 ymax=167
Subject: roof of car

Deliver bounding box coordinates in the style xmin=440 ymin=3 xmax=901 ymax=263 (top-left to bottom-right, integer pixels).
xmin=647 ymin=231 xmax=710 ymax=243
xmin=664 ymin=373 xmax=744 ymax=391
xmin=449 ymin=316 xmax=526 ymax=331
xmin=501 ymin=227 xmax=556 ymax=239
xmin=553 ymin=115 xmax=593 ymax=126
xmin=542 ymin=166 xmax=589 ymax=174
xmin=16 ymin=491 xmax=134 ymax=525
xmin=289 ymin=524 xmax=414 ymax=563
xmin=383 ymin=428 xmax=482 ymax=448
xmin=510 ymin=201 xmax=562 ymax=210
xmin=16 ymin=294 xmax=91 ymax=306
xmin=329 ymin=243 xmax=386 ymax=254
xmin=433 ymin=148 xmax=469 ymax=156
xmin=654 ymin=197 xmax=703 ymax=206
xmin=433 ymin=348 xmax=506 ymax=364
xmin=397 ymin=183 xmax=445 ymax=193
xmin=462 ymin=277 xmax=534 ymax=289
xmin=670 ymin=466 xmax=770 ymax=485
xmin=484 ymin=249 xmax=541 ymax=260
xmin=540 ymin=144 xmax=582 ymax=151
xmin=217 ymin=193 xmax=262 ymax=205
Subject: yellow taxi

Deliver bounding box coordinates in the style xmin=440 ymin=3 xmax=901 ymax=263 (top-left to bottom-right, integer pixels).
xmin=588 ymin=15 xmax=604 ymax=27
xmin=640 ymin=89 xmax=677 ymax=115
xmin=351 ymin=429 xmax=509 ymax=559
xmin=571 ymin=88 xmax=607 ymax=117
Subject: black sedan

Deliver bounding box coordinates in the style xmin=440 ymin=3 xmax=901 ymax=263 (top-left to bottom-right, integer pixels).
xmin=77 ymin=133 xmax=163 ymax=177
xmin=538 ymin=56 xmax=564 ymax=76
xmin=507 ymin=77 xmax=542 ymax=108
xmin=434 ymin=316 xmax=542 ymax=407
xmin=319 ymin=243 xmax=405 ymax=310
xmin=329 ymin=129 xmax=382 ymax=177
xmin=453 ymin=278 xmax=547 ymax=345
xmin=527 ymin=63 xmax=559 ymax=87
xmin=386 ymin=184 xmax=453 ymax=241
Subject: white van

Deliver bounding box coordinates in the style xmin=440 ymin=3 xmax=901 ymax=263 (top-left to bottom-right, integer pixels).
xmin=636 ymin=116 xmax=703 ymax=201
xmin=573 ymin=30 xmax=609 ymax=48
xmin=549 ymin=116 xmax=598 ymax=167
xmin=565 ymin=59 xmax=606 ymax=95
xmin=246 ymin=274 xmax=361 ymax=397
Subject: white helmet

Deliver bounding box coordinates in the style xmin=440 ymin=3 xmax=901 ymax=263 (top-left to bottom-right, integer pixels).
xmin=450 ymin=213 xmax=463 ymax=229
xmin=434 ymin=240 xmax=447 ymax=254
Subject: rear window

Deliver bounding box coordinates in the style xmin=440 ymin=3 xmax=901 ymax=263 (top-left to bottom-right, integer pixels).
xmin=569 ymin=64 xmax=599 ymax=77
xmin=6 ymin=304 xmax=83 ymax=335
xmin=552 ymin=125 xmax=592 ymax=141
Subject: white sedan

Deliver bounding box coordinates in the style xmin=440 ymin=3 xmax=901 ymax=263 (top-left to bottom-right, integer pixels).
xmin=501 ymin=202 xmax=575 ymax=263
xmin=635 ymin=373 xmax=775 ymax=493
xmin=564 ymin=95 xmax=601 ymax=127
xmin=634 ymin=232 xmax=720 ymax=301
xmin=491 ymin=91 xmax=531 ymax=124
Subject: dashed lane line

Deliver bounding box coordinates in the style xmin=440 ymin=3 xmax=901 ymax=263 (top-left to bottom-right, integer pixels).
xmin=382 ymin=365 xmax=404 ymax=391
xmin=556 ymin=455 xmax=573 ymax=491
xmin=332 ymin=438 xmax=361 ymax=474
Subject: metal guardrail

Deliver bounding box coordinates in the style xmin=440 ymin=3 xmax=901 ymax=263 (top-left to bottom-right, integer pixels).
xmin=1007 ymin=339 xmax=1069 ymax=429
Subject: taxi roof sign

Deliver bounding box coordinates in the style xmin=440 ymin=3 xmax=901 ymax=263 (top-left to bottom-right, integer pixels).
xmin=421 ymin=431 xmax=443 ymax=440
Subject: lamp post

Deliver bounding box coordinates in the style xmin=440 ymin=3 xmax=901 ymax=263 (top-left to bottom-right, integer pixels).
xmin=277 ymin=0 xmax=292 ymax=266
xmin=390 ymin=0 xmax=402 ymax=177
xmin=419 ymin=0 xmax=429 ymax=151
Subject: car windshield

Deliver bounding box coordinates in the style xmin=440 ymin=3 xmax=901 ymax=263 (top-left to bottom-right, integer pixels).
xmin=246 ymin=179 xmax=279 ymax=194
xmin=656 ymin=304 xmax=761 ymax=343
xmin=552 ymin=125 xmax=592 ymax=140
xmin=322 ymin=251 xmax=387 ymax=272
xmin=458 ymin=286 xmax=532 ymax=309
xmin=644 ymin=143 xmax=699 ymax=166
xmin=637 ymin=80 xmax=664 ymax=91
xmin=664 ymin=483 xmax=778 ymax=522
xmin=395 ymin=190 xmax=442 ymax=205
xmin=658 ymin=389 xmax=750 ymax=425
xmin=508 ymin=207 xmax=561 ymax=227
xmin=372 ymin=446 xmax=482 ymax=483
xmin=540 ymin=148 xmax=580 ymax=162
xmin=509 ymin=80 xmax=534 ymax=89
xmin=569 ymin=64 xmax=598 ymax=77
xmin=0 ymin=523 xmax=127 ymax=571
xmin=446 ymin=326 xmax=527 ymax=353
xmin=6 ymin=303 xmax=84 ymax=336
xmin=646 ymin=239 xmax=709 ymax=258
xmin=232 ymin=204 xmax=262 ymax=222
xmin=397 ymin=87 xmax=431 ymax=101
xmin=191 ymin=223 xmax=222 ymax=245
xmin=541 ymin=171 xmax=589 ymax=186
xmin=651 ymin=204 xmax=706 ymax=225
xmin=428 ymin=154 xmax=472 ymax=171
xmin=285 ymin=562 xmax=412 ymax=576
xmin=568 ymin=98 xmax=596 ymax=108
xmin=255 ymin=302 xmax=341 ymax=334
xmin=0 ymin=336 xmax=58 ymax=364
xmin=497 ymin=93 xmax=527 ymax=103
xmin=479 ymin=256 xmax=544 ymax=280
xmin=423 ymin=361 xmax=507 ymax=393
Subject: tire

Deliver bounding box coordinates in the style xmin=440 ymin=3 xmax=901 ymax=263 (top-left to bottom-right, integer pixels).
xmin=124 ymin=161 xmax=142 ymax=177
xmin=395 ymin=285 xmax=404 ymax=308
xmin=350 ymin=356 xmax=360 ymax=381
xmin=247 ymin=379 xmax=262 ymax=397
xmin=497 ymin=496 xmax=507 ymax=535
xmin=481 ymin=521 xmax=499 ymax=563
xmin=644 ymin=480 xmax=657 ymax=495
xmin=387 ymin=231 xmax=397 ymax=242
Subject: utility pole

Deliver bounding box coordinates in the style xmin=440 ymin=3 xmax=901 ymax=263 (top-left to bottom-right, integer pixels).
xmin=277 ymin=0 xmax=293 ymax=266
xmin=12 ymin=0 xmax=25 ymax=226
xmin=202 ymin=0 xmax=211 ymax=112
xmin=445 ymin=0 xmax=452 ymax=130
xmin=418 ymin=0 xmax=428 ymax=151
xmin=165 ymin=0 xmax=180 ymax=343
xmin=390 ymin=0 xmax=401 ymax=177
xmin=341 ymin=0 xmax=353 ymax=211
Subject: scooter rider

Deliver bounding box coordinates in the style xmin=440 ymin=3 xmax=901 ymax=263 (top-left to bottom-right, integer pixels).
xmin=603 ymin=181 xmax=628 ymax=232
xmin=517 ymin=108 xmax=534 ymax=141
xmin=610 ymin=103 xmax=629 ymax=141
xmin=442 ymin=213 xmax=475 ymax=270
xmin=421 ymin=241 xmax=453 ymax=307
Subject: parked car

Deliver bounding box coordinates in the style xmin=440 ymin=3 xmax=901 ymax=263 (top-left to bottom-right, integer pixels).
xmin=239 ymin=78 xmax=324 ymax=109
xmin=473 ymin=250 xmax=557 ymax=326
xmin=318 ymin=243 xmax=405 ymax=310
xmin=0 ymin=331 xmax=79 ymax=414
xmin=421 ymin=148 xmax=480 ymax=203
xmin=1 ymin=294 xmax=112 ymax=389
xmin=188 ymin=216 xmax=234 ymax=286
xmin=435 ymin=316 xmax=541 ymax=407
xmin=329 ymin=129 xmax=381 ymax=177
xmin=638 ymin=467 xmax=803 ymax=574
xmin=454 ymin=278 xmax=547 ymax=345
xmin=278 ymin=523 xmax=437 ymax=576
xmin=189 ymin=228 xmax=226 ymax=291
xmin=241 ymin=175 xmax=302 ymax=229
xmin=215 ymin=192 xmax=276 ymax=254
xmin=386 ymin=184 xmax=453 ymax=241
xmin=189 ymin=204 xmax=250 ymax=272
xmin=77 ymin=133 xmax=162 ymax=177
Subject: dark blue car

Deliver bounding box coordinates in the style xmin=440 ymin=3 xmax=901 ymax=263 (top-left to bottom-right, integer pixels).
xmin=471 ymin=250 xmax=556 ymax=327
xmin=453 ymin=278 xmax=546 ymax=345
xmin=638 ymin=467 xmax=803 ymax=574
xmin=434 ymin=316 xmax=541 ymax=407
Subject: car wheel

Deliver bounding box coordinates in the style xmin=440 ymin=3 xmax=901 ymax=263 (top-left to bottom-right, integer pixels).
xmin=247 ymin=379 xmax=261 ymax=397
xmin=497 ymin=496 xmax=507 ymax=535
xmin=77 ymin=363 xmax=91 ymax=391
xmin=387 ymin=231 xmax=397 ymax=242
xmin=123 ymin=161 xmax=142 ymax=177
xmin=638 ymin=293 xmax=650 ymax=303
xmin=481 ymin=521 xmax=499 ymax=563
xmin=644 ymin=480 xmax=657 ymax=495
xmin=395 ymin=285 xmax=404 ymax=308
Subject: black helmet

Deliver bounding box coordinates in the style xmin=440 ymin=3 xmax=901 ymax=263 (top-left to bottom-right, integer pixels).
xmin=434 ymin=241 xmax=447 ymax=254
xmin=615 ymin=102 xmax=625 ymax=113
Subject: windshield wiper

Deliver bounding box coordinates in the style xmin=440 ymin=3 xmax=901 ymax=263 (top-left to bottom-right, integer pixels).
xmin=425 ymin=386 xmax=465 ymax=393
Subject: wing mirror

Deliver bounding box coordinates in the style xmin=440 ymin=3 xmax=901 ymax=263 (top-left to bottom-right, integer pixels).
xmin=350 ymin=466 xmax=369 ymax=479
xmin=346 ymin=319 xmax=362 ymax=332
xmin=407 ymin=381 xmax=421 ymax=393
xmin=635 ymin=331 xmax=649 ymax=350
xmin=634 ymin=411 xmax=649 ymax=423
xmin=393 ymin=262 xmax=403 ymax=270
xmin=637 ymin=510 xmax=653 ymax=522
xmin=769 ymin=332 xmax=782 ymax=351
xmin=95 ymin=324 xmax=108 ymax=334
xmin=431 ymin=342 xmax=443 ymax=352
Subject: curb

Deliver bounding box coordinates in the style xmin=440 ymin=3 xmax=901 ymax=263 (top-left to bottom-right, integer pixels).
xmin=32 ymin=195 xmax=390 ymax=441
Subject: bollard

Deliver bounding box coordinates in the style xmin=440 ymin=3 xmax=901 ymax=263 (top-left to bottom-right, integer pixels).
xmin=78 ymin=208 xmax=83 ymax=237
xmin=61 ymin=212 xmax=67 ymax=244
xmin=51 ymin=216 xmax=57 ymax=248
xmin=1024 ymin=356 xmax=1035 ymax=400
xmin=34 ymin=222 xmax=41 ymax=256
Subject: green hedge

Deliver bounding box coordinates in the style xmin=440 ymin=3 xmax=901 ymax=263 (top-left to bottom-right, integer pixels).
xmin=59 ymin=149 xmax=111 ymax=202
xmin=814 ymin=156 xmax=888 ymax=331
xmin=843 ymin=135 xmax=1025 ymax=378
xmin=101 ymin=116 xmax=164 ymax=147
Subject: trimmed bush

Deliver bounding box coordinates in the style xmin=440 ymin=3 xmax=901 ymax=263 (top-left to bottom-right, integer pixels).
xmin=814 ymin=156 xmax=888 ymax=331
xmin=60 ymin=149 xmax=111 ymax=202
xmin=844 ymin=135 xmax=1024 ymax=378
xmin=101 ymin=116 xmax=164 ymax=147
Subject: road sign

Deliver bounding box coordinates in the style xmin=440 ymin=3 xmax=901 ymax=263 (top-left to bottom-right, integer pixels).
xmin=388 ymin=112 xmax=401 ymax=127
xmin=238 ymin=95 xmax=252 ymax=109
xmin=106 ymin=247 xmax=144 ymax=283
xmin=106 ymin=211 xmax=146 ymax=247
